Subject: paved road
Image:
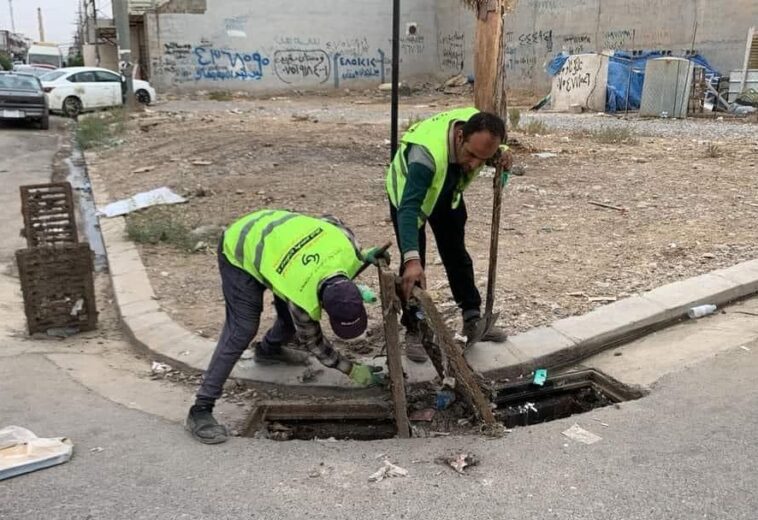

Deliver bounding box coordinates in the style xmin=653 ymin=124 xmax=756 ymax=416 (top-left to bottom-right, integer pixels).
xmin=2 ymin=119 xmax=758 ymax=520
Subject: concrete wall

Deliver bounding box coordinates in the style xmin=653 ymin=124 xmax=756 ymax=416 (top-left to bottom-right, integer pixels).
xmin=146 ymin=0 xmax=757 ymax=93
xmin=83 ymin=43 xmax=119 ymax=71
xmin=148 ymin=0 xmax=438 ymax=91
xmin=436 ymin=0 xmax=758 ymax=93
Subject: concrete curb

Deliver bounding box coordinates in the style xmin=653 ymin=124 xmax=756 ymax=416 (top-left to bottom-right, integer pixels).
xmin=87 ymin=155 xmax=758 ymax=390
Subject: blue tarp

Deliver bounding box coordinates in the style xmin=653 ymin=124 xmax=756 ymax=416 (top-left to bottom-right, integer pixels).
xmin=547 ymin=51 xmax=720 ymax=113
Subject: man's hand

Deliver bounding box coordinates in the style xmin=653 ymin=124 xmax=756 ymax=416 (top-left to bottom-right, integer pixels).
xmin=364 ymin=246 xmax=391 ymax=266
xmin=401 ymin=259 xmax=426 ymax=300
xmin=349 ymin=363 xmax=383 ymax=386
xmin=499 ymin=148 xmax=514 ymax=171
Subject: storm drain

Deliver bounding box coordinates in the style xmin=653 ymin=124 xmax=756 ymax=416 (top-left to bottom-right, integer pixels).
xmin=492 ymin=369 xmax=643 ymax=429
xmin=242 ymin=370 xmax=643 ymax=440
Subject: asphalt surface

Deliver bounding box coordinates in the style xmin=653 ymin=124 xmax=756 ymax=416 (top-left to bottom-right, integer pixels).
xmin=2 ymin=114 xmax=758 ymax=520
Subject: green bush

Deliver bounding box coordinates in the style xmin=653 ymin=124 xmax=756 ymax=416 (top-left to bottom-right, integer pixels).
xmin=508 ymin=107 xmax=521 ymax=130
xmin=0 ymin=52 xmax=12 ymax=71
xmin=76 ymin=109 xmax=126 ymax=149
xmin=125 ymin=206 xmax=195 ymax=250
xmin=523 ymin=119 xmax=550 ymax=135
xmin=208 ymin=91 xmax=233 ymax=101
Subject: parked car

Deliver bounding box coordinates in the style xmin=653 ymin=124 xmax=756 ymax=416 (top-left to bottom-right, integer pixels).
xmin=13 ymin=64 xmax=55 ymax=78
xmin=0 ymin=72 xmax=49 ymax=129
xmin=40 ymin=67 xmax=157 ymax=117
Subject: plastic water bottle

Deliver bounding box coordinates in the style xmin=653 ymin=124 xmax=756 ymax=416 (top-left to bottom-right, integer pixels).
xmin=435 ymin=390 xmax=456 ymax=411
xmin=687 ymin=304 xmax=717 ymax=319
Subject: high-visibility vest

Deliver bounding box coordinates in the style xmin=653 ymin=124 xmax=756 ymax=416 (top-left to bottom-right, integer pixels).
xmin=222 ymin=210 xmax=363 ymax=320
xmin=386 ymin=107 xmax=480 ymax=226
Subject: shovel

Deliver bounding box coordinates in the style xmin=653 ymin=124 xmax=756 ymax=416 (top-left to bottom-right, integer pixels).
xmin=467 ymin=157 xmax=508 ymax=346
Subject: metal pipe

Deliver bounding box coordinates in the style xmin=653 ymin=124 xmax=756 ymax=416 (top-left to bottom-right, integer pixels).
xmin=390 ymin=0 xmax=400 ymax=160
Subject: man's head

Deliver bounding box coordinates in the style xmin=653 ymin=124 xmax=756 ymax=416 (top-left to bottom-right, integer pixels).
xmin=320 ymin=275 xmax=367 ymax=339
xmin=453 ymin=112 xmax=506 ymax=173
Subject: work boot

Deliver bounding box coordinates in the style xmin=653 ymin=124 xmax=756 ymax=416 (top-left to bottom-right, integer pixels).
xmin=463 ymin=317 xmax=508 ymax=347
xmin=186 ymin=404 xmax=229 ymax=444
xmin=404 ymin=330 xmax=429 ymax=363
xmin=253 ymin=341 xmax=310 ymax=366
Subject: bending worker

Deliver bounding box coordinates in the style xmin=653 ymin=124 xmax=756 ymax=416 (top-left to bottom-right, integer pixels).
xmin=187 ymin=209 xmax=387 ymax=444
xmin=386 ymin=107 xmax=513 ymax=362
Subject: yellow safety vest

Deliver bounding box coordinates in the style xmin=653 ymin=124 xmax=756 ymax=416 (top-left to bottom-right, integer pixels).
xmin=222 ymin=210 xmax=363 ymax=320
xmin=386 ymin=107 xmax=480 ymax=226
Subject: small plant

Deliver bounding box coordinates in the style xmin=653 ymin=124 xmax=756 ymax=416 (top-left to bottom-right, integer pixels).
xmin=523 ymin=119 xmax=550 ymax=135
xmin=403 ymin=114 xmax=423 ymax=132
xmin=586 ymin=126 xmax=638 ymax=145
xmin=208 ymin=91 xmax=233 ymax=101
xmin=704 ymin=142 xmax=722 ymax=158
xmin=508 ymin=107 xmax=521 ymax=130
xmin=76 ymin=109 xmax=126 ymax=149
xmin=125 ymin=207 xmax=194 ymax=250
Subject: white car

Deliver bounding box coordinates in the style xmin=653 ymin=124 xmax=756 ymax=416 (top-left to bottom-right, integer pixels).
xmin=40 ymin=67 xmax=157 ymax=117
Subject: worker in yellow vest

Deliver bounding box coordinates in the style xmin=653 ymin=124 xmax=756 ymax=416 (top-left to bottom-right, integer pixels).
xmin=386 ymin=108 xmax=513 ymax=362
xmin=187 ymin=210 xmax=388 ymax=444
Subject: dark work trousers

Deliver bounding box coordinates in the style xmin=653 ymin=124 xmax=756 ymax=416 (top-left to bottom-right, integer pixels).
xmin=389 ymin=196 xmax=481 ymax=330
xmin=196 ymin=243 xmax=296 ymax=403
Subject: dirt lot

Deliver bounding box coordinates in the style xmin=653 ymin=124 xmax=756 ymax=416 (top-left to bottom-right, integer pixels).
xmin=86 ymin=92 xmax=758 ymax=358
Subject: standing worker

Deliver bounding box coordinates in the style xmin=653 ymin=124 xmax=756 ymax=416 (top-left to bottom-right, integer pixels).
xmin=187 ymin=210 xmax=388 ymax=444
xmin=386 ymin=107 xmax=513 ymax=362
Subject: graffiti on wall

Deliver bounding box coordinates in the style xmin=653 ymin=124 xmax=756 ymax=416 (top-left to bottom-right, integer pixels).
xmin=555 ymin=55 xmax=592 ymax=92
xmin=439 ymin=31 xmax=465 ymax=71
xmin=603 ymin=29 xmax=634 ymax=50
xmin=399 ymin=35 xmax=425 ymax=56
xmin=273 ymin=49 xmax=331 ymax=84
xmin=194 ymin=46 xmax=270 ymax=81
xmin=562 ymin=34 xmax=592 ymax=54
xmin=333 ymin=50 xmax=385 ymax=87
xmin=223 ymin=15 xmax=248 ymax=38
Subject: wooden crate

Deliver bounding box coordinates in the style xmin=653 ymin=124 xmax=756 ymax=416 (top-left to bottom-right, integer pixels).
xmin=15 ymin=243 xmax=97 ymax=334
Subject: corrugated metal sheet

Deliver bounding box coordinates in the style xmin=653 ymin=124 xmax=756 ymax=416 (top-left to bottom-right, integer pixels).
xmin=728 ymin=70 xmax=758 ymax=101
xmin=640 ymin=58 xmax=694 ymax=118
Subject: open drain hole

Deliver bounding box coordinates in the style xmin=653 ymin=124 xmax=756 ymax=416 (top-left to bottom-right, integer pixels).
xmin=242 ymin=369 xmax=643 ymax=441
xmin=492 ymin=369 xmax=644 ymax=428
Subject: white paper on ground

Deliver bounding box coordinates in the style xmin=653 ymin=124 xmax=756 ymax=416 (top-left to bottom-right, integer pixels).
xmin=98 ymin=187 xmax=187 ymax=218
xmin=562 ymin=423 xmax=602 ymax=445
xmin=0 ymin=426 xmax=74 ymax=480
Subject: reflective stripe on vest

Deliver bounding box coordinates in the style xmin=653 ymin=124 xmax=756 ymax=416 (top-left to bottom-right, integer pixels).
xmin=385 ymin=107 xmax=481 ymax=227
xmin=222 ymin=210 xmax=362 ymax=320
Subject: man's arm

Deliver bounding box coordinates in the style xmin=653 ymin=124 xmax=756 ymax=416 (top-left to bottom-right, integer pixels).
xmin=396 ymin=145 xmax=435 ymax=261
xmin=288 ymin=302 xmax=353 ymax=374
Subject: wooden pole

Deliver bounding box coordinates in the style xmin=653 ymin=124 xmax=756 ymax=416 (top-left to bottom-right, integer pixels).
xmin=412 ymin=287 xmax=496 ymax=425
xmin=377 ymin=262 xmax=411 ymax=438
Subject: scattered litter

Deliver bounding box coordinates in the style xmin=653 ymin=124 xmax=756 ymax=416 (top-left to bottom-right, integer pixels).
xmin=442 ymin=377 xmax=456 ymax=389
xmin=444 ymin=74 xmax=468 ymax=87
xmin=69 ymin=298 xmax=84 ymax=316
xmin=589 ymin=296 xmax=617 ymax=303
xmin=89 ymin=447 xmax=104 ymax=453
xmin=454 ymin=332 xmax=467 ymax=343
xmin=98 ymin=187 xmax=187 ymax=217
xmin=740 ymin=346 xmax=751 ymax=352
xmin=131 ymin=165 xmax=156 ymax=174
xmin=562 ymin=424 xmax=602 ymax=445
xmin=151 ymin=361 xmax=172 ymax=375
xmin=0 ymin=426 xmax=73 ymax=481
xmin=368 ymin=460 xmax=408 ymax=482
xmin=510 ymin=164 xmax=526 ymax=176
xmin=591 ymin=418 xmax=609 ymax=427
xmin=687 ymin=304 xmax=717 ymax=319
xmin=588 ymin=200 xmax=627 ymax=213
xmin=435 ymin=390 xmax=456 ymax=411
xmin=409 ymin=408 xmax=436 ymax=422
xmin=531 ymin=152 xmax=558 ymax=159
xmin=429 ymin=431 xmax=450 ymax=437
xmin=567 ymin=291 xmax=587 ymax=298
xmin=533 ymin=369 xmax=548 ymax=386
xmin=191 ymin=160 xmax=213 ymax=166
xmin=437 ymin=453 xmax=479 ymax=475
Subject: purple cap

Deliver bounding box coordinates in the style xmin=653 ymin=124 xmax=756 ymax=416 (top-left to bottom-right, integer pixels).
xmin=321 ymin=276 xmax=367 ymax=339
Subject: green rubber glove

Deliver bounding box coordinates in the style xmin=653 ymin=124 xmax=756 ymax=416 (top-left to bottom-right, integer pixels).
xmin=501 ymin=170 xmax=510 ymax=188
xmin=349 ymin=363 xmax=383 ymax=386
xmin=363 ymin=246 xmax=391 ymax=266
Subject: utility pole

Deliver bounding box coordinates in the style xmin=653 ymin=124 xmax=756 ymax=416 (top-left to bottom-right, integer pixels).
xmin=37 ymin=7 xmax=45 ymax=42
xmin=470 ymin=0 xmax=508 ymax=117
xmin=91 ymin=0 xmax=100 ymax=66
xmin=8 ymin=0 xmax=16 ymax=33
xmin=113 ymin=0 xmax=135 ymax=109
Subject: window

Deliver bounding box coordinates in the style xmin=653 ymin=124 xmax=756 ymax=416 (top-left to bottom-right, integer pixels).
xmin=68 ymin=71 xmax=97 ymax=83
xmin=95 ymin=71 xmax=122 ymax=83
xmin=40 ymin=70 xmax=66 ymax=82
xmin=0 ymin=74 xmax=42 ymax=92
